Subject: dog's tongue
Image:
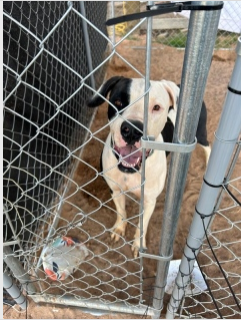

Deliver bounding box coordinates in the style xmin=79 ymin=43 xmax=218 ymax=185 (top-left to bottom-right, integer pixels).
xmin=118 ymin=145 xmax=142 ymax=166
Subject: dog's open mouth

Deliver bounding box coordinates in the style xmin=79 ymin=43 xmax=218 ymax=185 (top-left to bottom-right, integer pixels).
xmin=113 ymin=141 xmax=151 ymax=173
xmin=115 ymin=144 xmax=142 ymax=168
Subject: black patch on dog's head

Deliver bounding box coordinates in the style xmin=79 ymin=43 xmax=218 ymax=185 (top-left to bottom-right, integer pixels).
xmin=107 ymin=77 xmax=131 ymax=120
xmin=87 ymin=76 xmax=132 ymax=120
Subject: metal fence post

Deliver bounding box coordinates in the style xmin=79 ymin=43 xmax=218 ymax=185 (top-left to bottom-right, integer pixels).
xmin=152 ymin=2 xmax=223 ymax=318
xmin=3 ymin=273 xmax=27 ymax=309
xmin=140 ymin=0 xmax=153 ymax=303
xmin=79 ymin=2 xmax=95 ymax=90
xmin=166 ymin=35 xmax=241 ymax=319
xmin=3 ymin=246 xmax=36 ymax=295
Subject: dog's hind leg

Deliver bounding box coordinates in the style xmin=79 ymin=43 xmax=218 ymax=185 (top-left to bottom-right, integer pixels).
xmin=111 ymin=191 xmax=127 ymax=242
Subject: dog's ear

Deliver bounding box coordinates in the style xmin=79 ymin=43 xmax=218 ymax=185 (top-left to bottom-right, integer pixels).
xmin=87 ymin=76 xmax=124 ymax=107
xmin=161 ymin=80 xmax=180 ymax=112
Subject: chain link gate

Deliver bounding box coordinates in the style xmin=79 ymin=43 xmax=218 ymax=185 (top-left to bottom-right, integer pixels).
xmin=3 ymin=1 xmax=240 ymax=319
xmin=3 ymin=1 xmax=151 ymax=316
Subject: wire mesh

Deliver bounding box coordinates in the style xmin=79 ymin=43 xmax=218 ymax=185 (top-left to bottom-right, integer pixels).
xmin=174 ymin=142 xmax=241 ymax=319
xmin=3 ymin=1 xmax=149 ymax=316
xmin=3 ymin=1 xmax=108 ymax=253
xmin=3 ymin=1 xmax=241 ymax=318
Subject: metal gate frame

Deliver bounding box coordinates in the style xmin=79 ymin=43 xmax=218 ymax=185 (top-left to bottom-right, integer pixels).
xmin=30 ymin=1 xmax=223 ymax=317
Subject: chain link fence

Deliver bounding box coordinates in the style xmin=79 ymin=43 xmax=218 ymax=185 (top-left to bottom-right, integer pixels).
xmin=3 ymin=1 xmax=149 ymax=316
xmin=3 ymin=1 xmax=241 ymax=319
xmin=113 ymin=1 xmax=241 ymax=49
xmin=170 ymin=146 xmax=241 ymax=318
xmin=3 ymin=1 xmax=108 ymax=251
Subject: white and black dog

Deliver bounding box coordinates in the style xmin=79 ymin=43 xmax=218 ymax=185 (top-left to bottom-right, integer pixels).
xmin=87 ymin=76 xmax=210 ymax=257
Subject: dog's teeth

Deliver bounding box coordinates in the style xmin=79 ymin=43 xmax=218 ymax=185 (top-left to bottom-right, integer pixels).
xmin=121 ymin=157 xmax=140 ymax=168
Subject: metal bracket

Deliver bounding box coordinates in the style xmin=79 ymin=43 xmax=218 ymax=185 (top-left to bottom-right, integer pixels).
xmin=139 ymin=251 xmax=173 ymax=262
xmin=106 ymin=2 xmax=223 ymax=26
xmin=141 ymin=136 xmax=197 ymax=154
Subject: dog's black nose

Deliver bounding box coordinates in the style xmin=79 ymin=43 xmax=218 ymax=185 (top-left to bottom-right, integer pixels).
xmin=121 ymin=120 xmax=143 ymax=144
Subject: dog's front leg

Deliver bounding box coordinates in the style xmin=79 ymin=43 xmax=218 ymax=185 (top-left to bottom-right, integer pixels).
xmin=132 ymin=200 xmax=156 ymax=258
xmin=111 ymin=191 xmax=127 ymax=242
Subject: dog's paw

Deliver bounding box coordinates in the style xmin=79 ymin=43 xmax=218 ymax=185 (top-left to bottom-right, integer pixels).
xmin=110 ymin=221 xmax=127 ymax=242
xmin=131 ymin=244 xmax=140 ymax=259
xmin=131 ymin=238 xmax=147 ymax=259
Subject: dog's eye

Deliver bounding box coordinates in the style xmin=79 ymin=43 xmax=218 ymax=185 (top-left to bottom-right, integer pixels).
xmin=115 ymin=99 xmax=122 ymax=107
xmin=153 ymin=104 xmax=161 ymax=111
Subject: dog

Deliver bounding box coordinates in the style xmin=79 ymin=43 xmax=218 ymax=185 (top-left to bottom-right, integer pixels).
xmin=87 ymin=76 xmax=210 ymax=258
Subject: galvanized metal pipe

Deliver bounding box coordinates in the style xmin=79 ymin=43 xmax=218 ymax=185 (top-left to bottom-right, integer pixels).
xmin=80 ymin=2 xmax=96 ymax=90
xmin=140 ymin=0 xmax=153 ymax=303
xmin=166 ymin=35 xmax=241 ymax=319
xmin=3 ymin=273 xmax=27 ymax=309
xmin=31 ymin=294 xmax=155 ymax=316
xmin=152 ymin=2 xmax=222 ymax=318
xmin=3 ymin=246 xmax=36 ymax=295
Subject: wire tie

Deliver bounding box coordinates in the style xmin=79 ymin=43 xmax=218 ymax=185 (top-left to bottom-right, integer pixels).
xmin=195 ymin=206 xmax=215 ymax=219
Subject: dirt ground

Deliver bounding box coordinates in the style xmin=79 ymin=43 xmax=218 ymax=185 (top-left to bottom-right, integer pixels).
xmin=3 ymin=38 xmax=240 ymax=319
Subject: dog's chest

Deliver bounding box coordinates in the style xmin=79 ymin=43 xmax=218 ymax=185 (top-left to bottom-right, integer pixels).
xmin=123 ymin=172 xmax=139 ymax=185
xmin=122 ymin=172 xmax=142 ymax=196
xmin=107 ymin=169 xmax=142 ymax=196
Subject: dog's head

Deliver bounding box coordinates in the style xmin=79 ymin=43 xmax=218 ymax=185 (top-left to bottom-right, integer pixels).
xmin=87 ymin=76 xmax=179 ymax=173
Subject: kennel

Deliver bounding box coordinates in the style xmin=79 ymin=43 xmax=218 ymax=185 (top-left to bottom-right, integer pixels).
xmin=3 ymin=1 xmax=241 ymax=318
